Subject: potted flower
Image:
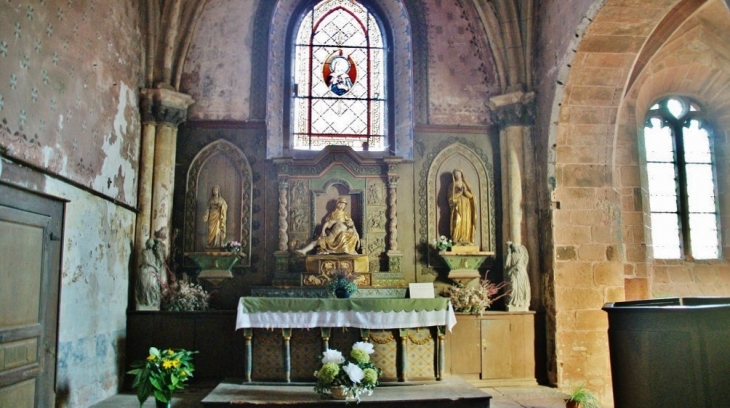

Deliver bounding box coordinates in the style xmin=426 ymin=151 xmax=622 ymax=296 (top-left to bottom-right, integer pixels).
xmin=314 ymin=341 xmax=381 ymax=403
xmin=328 ymin=269 xmax=358 ymax=298
xmin=431 ymin=235 xmax=453 ymax=252
xmin=448 ymin=275 xmax=509 ymax=315
xmin=224 ymin=240 xmax=242 ymax=252
xmin=565 ymin=384 xmax=601 ymax=408
xmin=127 ymin=347 xmax=197 ymax=408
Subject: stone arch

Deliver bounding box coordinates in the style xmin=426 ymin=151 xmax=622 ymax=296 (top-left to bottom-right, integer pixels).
xmin=184 ymin=139 xmax=253 ymax=266
xmin=421 ymin=140 xmax=495 ymax=273
xmin=544 ymin=0 xmax=721 ymax=402
xmin=618 ymin=4 xmax=730 ymax=301
xmin=263 ymin=0 xmax=414 ymax=159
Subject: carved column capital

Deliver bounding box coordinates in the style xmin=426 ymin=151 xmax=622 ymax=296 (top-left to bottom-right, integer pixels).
xmin=388 ymin=176 xmax=399 ymax=188
xmin=140 ymin=86 xmax=195 ymax=127
xmin=488 ymin=91 xmax=535 ymax=128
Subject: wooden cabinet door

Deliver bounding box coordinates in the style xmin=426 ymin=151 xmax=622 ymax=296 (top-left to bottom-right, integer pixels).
xmin=0 ymin=184 xmax=63 ymax=408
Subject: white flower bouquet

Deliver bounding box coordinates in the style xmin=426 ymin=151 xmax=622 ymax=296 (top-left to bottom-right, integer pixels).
xmin=314 ymin=341 xmax=381 ymax=403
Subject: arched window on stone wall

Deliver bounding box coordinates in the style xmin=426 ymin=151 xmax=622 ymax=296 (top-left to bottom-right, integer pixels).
xmin=643 ymin=96 xmax=721 ymax=260
xmin=287 ymin=0 xmax=391 ymax=153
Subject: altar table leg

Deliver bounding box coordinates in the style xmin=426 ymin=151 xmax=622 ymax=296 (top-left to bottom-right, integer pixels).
xmin=437 ymin=326 xmax=446 ymax=381
xmin=282 ymin=328 xmax=292 ymax=383
xmin=398 ymin=328 xmax=408 ymax=382
xmin=243 ymin=328 xmax=253 ymax=383
xmin=320 ymin=328 xmax=331 ymax=351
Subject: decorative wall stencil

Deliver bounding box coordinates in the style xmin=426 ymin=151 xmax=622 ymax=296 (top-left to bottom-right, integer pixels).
xmin=370 ymin=333 xmax=398 ymax=379
xmin=423 ymin=0 xmax=499 ymax=125
xmin=181 ymin=0 xmax=257 ymax=121
xmin=406 ymin=328 xmax=436 ymax=379
xmin=0 ymin=0 xmax=142 ymax=206
xmin=289 ymin=329 xmax=321 ymax=380
xmin=251 ymin=329 xmax=284 ymax=380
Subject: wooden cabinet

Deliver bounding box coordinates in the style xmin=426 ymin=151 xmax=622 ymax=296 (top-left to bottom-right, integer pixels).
xmin=445 ymin=312 xmax=536 ymax=386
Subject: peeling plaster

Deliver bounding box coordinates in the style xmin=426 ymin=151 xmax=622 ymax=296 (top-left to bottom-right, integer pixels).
xmin=91 ymin=82 xmax=138 ymax=205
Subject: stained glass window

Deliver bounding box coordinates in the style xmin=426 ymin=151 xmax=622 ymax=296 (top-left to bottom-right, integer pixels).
xmin=644 ymin=97 xmax=721 ymax=259
xmin=293 ymin=0 xmax=386 ymax=151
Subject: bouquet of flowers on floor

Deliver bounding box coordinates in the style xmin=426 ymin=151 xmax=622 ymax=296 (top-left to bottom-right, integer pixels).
xmin=314 ymin=341 xmax=382 ymax=403
xmin=127 ymin=347 xmax=197 ymax=406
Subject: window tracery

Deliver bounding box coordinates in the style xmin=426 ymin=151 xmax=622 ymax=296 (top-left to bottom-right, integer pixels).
xmin=644 ymin=96 xmax=721 ymax=259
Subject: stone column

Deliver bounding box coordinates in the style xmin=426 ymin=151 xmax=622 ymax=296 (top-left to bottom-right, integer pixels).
xmin=134 ymin=90 xmax=159 ymax=259
xmin=489 ymin=91 xmax=535 ymax=246
xmin=274 ymin=175 xmax=292 ymax=278
xmin=146 ymin=87 xmax=195 ymax=253
xmin=384 ymin=158 xmax=402 ymax=272
xmin=489 ymin=90 xmax=537 ymax=311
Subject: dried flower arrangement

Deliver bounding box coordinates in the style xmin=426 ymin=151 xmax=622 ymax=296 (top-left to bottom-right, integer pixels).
xmin=448 ymin=275 xmax=509 ymax=314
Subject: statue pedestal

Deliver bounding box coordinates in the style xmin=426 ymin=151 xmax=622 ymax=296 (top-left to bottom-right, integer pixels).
xmin=302 ymin=254 xmax=370 ymax=287
xmin=185 ymin=252 xmax=241 ymax=286
xmin=450 ymin=244 xmax=480 ymax=254
xmin=440 ymin=252 xmax=495 ymax=286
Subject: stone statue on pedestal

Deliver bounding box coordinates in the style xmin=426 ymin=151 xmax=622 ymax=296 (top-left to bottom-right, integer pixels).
xmin=203 ymin=185 xmax=227 ymax=248
xmin=504 ymin=241 xmax=530 ymax=311
xmin=297 ymin=197 xmax=360 ymax=255
xmin=135 ymin=238 xmax=167 ymax=310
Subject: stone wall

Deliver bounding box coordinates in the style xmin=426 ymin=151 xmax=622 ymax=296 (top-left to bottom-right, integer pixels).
xmin=621 ymin=0 xmax=730 ymax=298
xmin=543 ymin=0 xmax=730 ymax=405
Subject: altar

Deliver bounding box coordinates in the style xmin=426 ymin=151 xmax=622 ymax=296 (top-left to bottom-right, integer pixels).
xmin=236 ymin=297 xmax=456 ymax=383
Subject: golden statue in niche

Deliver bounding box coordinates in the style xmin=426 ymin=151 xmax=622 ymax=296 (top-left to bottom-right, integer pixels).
xmin=203 ymin=185 xmax=227 ymax=248
xmin=297 ymin=197 xmax=360 ymax=255
xmin=448 ymin=169 xmax=476 ymax=245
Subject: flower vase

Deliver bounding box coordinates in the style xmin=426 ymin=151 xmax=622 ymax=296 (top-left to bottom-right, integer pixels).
xmin=334 ymin=288 xmax=351 ymax=299
xmin=330 ymin=386 xmax=348 ymax=400
xmin=155 ymin=399 xmax=171 ymax=408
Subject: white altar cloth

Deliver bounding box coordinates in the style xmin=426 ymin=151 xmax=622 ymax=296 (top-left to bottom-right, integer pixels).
xmin=235 ymin=297 xmax=457 ymax=332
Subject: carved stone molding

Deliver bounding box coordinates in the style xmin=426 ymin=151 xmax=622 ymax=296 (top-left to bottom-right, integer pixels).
xmin=184 ymin=139 xmax=253 ymax=266
xmin=140 ymin=87 xmax=195 ymax=127
xmin=488 ymin=91 xmax=536 ymax=128
xmin=418 ymin=138 xmax=496 ymax=275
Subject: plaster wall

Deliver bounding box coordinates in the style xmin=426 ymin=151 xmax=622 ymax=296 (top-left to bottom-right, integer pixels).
xmin=181 ymin=0 xmax=258 ymax=121
xmin=0 ymin=1 xmax=141 ymax=406
xmin=0 ymin=0 xmax=142 ymax=207
xmin=0 ymin=158 xmax=134 ymax=407
xmin=423 ymin=0 xmax=500 ymax=125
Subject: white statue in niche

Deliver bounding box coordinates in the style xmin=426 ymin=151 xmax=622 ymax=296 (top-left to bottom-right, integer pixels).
xmin=504 ymin=241 xmax=530 ymax=311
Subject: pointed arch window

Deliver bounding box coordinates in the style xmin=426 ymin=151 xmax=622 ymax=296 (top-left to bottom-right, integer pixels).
xmin=292 ymin=0 xmax=386 ymax=152
xmin=644 ymin=96 xmax=721 ymax=259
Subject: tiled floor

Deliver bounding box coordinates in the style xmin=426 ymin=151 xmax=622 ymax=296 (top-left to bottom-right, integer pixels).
xmin=91 ymin=380 xmax=569 ymax=408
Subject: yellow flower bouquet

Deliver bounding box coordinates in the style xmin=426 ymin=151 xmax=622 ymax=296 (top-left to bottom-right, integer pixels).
xmin=127 ymin=347 xmax=196 ymax=407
